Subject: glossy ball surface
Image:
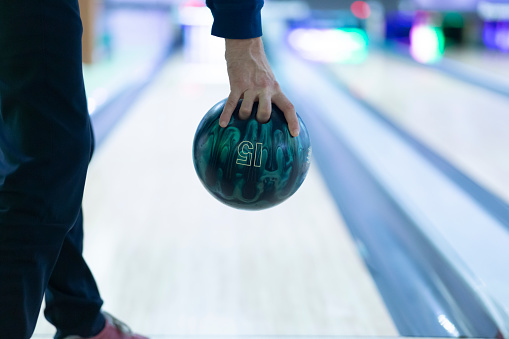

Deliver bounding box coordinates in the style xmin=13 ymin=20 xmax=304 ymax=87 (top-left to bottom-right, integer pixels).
xmin=192 ymin=99 xmax=312 ymax=210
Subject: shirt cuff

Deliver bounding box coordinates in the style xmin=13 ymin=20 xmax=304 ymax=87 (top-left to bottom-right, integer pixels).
xmin=209 ymin=6 xmax=263 ymax=39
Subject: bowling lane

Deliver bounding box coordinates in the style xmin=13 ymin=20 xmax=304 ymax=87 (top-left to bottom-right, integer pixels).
xmin=445 ymin=47 xmax=509 ymax=82
xmin=33 ymin=52 xmax=397 ymax=337
xmin=328 ymin=49 xmax=509 ymax=204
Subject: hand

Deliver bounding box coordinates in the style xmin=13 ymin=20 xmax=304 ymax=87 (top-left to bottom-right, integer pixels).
xmin=220 ymin=37 xmax=300 ymax=137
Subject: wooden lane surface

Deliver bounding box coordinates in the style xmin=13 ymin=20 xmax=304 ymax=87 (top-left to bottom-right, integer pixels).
xmin=329 ymin=50 xmax=509 ymax=205
xmin=33 ymin=55 xmax=397 ymax=337
xmin=445 ymin=47 xmax=509 ymax=82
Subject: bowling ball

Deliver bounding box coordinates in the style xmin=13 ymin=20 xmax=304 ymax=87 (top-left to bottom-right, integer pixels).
xmin=192 ymin=99 xmax=311 ymax=210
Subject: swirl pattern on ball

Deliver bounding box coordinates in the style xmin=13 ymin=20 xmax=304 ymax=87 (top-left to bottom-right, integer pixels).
xmin=193 ymin=99 xmax=311 ymax=210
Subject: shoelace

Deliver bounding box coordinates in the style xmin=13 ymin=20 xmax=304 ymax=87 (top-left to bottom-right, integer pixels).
xmin=103 ymin=312 xmax=134 ymax=335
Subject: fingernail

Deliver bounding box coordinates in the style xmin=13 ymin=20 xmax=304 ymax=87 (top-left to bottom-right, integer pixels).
xmin=292 ymin=129 xmax=300 ymax=137
xmin=219 ymin=120 xmax=227 ymax=128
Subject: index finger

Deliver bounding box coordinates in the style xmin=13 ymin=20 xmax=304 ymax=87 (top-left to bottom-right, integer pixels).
xmin=220 ymin=91 xmax=241 ymax=128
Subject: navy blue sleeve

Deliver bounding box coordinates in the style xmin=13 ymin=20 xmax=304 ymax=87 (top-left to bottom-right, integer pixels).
xmin=206 ymin=0 xmax=264 ymax=39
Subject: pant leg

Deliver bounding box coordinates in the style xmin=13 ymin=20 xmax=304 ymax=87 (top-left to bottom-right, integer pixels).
xmin=45 ymin=209 xmax=105 ymax=339
xmin=0 ymin=0 xmax=103 ymax=337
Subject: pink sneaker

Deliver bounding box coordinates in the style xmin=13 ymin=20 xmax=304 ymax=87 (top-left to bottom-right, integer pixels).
xmin=63 ymin=312 xmax=149 ymax=339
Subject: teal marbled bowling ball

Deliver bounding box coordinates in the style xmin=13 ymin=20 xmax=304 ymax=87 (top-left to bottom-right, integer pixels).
xmin=192 ymin=99 xmax=312 ymax=210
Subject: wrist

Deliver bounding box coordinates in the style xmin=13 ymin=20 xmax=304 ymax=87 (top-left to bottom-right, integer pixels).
xmin=225 ymin=37 xmax=264 ymax=57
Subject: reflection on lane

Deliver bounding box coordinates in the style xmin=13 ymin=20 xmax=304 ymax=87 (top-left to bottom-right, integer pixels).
xmin=328 ymin=50 xmax=509 ymax=204
xmin=445 ymin=47 xmax=509 ymax=81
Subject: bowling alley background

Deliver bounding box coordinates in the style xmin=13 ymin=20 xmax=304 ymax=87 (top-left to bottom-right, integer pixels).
xmin=33 ymin=0 xmax=509 ymax=338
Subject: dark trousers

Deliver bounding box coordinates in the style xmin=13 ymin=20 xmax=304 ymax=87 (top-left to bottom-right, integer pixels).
xmin=0 ymin=0 xmax=105 ymax=338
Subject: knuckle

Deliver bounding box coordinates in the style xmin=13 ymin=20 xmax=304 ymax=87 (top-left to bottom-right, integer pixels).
xmin=256 ymin=76 xmax=274 ymax=89
xmin=234 ymin=78 xmax=250 ymax=88
xmin=284 ymin=102 xmax=295 ymax=112
xmin=259 ymin=79 xmax=272 ymax=88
